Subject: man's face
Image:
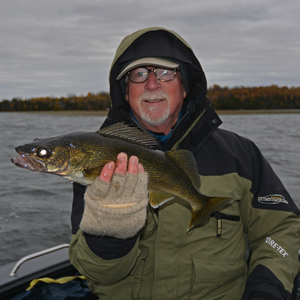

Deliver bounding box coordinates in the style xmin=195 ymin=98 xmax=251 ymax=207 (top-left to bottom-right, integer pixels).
xmin=125 ymin=67 xmax=186 ymax=134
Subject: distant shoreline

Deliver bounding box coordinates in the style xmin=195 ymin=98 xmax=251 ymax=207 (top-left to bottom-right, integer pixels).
xmin=216 ymin=109 xmax=300 ymax=115
xmin=1 ymin=109 xmax=300 ymax=116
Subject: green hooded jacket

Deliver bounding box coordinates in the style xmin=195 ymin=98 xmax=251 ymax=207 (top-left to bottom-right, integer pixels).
xmin=69 ymin=27 xmax=300 ymax=300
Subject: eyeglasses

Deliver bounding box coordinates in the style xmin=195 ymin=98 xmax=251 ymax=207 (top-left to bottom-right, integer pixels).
xmin=128 ymin=67 xmax=178 ymax=83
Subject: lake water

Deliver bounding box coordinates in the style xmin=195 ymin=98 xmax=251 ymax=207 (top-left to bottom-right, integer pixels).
xmin=0 ymin=112 xmax=299 ymax=266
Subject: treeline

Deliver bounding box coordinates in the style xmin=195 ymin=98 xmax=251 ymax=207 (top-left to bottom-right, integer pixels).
xmin=1 ymin=85 xmax=300 ymax=111
xmin=0 ymin=92 xmax=111 ymax=112
xmin=207 ymin=85 xmax=300 ymax=110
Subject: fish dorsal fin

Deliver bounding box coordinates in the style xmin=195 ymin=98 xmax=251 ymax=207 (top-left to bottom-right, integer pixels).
xmin=165 ymin=150 xmax=201 ymax=189
xmin=149 ymin=190 xmax=175 ymax=208
xmin=98 ymin=123 xmax=159 ymax=148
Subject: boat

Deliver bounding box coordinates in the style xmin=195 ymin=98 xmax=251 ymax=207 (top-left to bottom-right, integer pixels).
xmin=0 ymin=244 xmax=96 ymax=299
xmin=0 ymin=244 xmax=299 ymax=299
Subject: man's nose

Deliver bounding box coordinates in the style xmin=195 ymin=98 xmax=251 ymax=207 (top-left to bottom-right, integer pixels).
xmin=145 ymin=71 xmax=161 ymax=90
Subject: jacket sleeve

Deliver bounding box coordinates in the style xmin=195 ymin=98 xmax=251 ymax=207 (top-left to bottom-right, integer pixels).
xmin=240 ymin=142 xmax=300 ymax=299
xmin=69 ymin=182 xmax=144 ymax=298
xmin=69 ymin=229 xmax=143 ymax=298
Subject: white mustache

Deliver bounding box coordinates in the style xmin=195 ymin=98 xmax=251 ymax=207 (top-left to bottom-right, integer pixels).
xmin=139 ymin=91 xmax=169 ymax=102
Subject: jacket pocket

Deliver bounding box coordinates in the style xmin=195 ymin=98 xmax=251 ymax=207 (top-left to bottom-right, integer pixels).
xmin=211 ymin=211 xmax=240 ymax=237
xmin=131 ymin=249 xmax=148 ymax=300
xmin=190 ymin=255 xmax=246 ymax=299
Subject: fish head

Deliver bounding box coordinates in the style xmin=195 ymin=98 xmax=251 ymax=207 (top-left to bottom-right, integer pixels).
xmin=11 ymin=136 xmax=72 ymax=175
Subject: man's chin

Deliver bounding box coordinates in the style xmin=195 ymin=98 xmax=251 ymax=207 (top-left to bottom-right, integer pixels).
xmin=140 ymin=113 xmax=169 ymax=127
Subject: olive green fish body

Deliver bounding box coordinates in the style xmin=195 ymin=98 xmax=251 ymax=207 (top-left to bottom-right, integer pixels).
xmin=12 ymin=123 xmax=231 ymax=229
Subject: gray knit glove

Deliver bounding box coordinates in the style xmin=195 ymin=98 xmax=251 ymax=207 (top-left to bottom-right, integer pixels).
xmin=80 ymin=172 xmax=149 ymax=239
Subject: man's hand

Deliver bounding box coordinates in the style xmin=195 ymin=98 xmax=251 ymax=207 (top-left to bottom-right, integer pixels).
xmin=99 ymin=152 xmax=144 ymax=183
xmin=80 ymin=152 xmax=149 ymax=239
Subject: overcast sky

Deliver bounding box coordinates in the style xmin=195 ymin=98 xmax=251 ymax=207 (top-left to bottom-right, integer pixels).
xmin=1 ymin=0 xmax=299 ymax=100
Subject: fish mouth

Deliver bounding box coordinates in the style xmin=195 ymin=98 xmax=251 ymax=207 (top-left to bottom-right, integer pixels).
xmin=11 ymin=149 xmax=46 ymax=172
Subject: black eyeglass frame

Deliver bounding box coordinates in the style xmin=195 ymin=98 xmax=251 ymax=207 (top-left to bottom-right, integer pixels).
xmin=127 ymin=67 xmax=179 ymax=83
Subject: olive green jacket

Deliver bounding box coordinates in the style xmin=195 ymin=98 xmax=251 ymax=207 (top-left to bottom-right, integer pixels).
xmin=69 ymin=151 xmax=300 ymax=299
xmin=69 ymin=27 xmax=300 ymax=299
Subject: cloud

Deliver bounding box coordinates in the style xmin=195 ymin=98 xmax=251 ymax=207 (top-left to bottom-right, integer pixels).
xmin=0 ymin=0 xmax=299 ymax=100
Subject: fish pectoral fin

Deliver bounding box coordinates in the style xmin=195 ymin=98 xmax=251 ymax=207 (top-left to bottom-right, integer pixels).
xmin=188 ymin=196 xmax=233 ymax=230
xmin=165 ymin=150 xmax=200 ymax=189
xmin=62 ymin=171 xmax=94 ymax=186
xmin=149 ymin=190 xmax=175 ymax=208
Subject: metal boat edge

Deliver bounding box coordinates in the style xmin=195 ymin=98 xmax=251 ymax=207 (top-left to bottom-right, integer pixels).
xmin=0 ymin=244 xmax=76 ymax=300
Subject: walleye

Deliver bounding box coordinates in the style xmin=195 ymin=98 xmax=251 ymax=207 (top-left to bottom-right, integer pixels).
xmin=11 ymin=122 xmax=231 ymax=229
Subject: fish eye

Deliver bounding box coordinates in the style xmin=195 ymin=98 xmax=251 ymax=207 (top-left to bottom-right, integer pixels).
xmin=37 ymin=148 xmax=51 ymax=158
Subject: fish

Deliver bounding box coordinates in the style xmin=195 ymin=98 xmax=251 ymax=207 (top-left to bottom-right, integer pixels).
xmin=11 ymin=122 xmax=231 ymax=229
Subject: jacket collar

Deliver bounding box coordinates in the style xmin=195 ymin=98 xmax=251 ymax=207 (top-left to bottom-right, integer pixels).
xmin=183 ymin=106 xmax=221 ymax=152
xmin=104 ymin=105 xmax=222 ymax=153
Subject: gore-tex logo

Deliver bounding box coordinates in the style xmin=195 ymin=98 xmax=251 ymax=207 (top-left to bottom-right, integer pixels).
xmin=265 ymin=237 xmax=289 ymax=257
xmin=258 ymin=194 xmax=288 ymax=205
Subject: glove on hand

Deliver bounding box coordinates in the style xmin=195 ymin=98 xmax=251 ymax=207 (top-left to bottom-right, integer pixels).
xmin=80 ymin=171 xmax=149 ymax=239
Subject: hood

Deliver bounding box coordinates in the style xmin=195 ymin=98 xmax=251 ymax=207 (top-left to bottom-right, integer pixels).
xmin=109 ymin=27 xmax=210 ymax=113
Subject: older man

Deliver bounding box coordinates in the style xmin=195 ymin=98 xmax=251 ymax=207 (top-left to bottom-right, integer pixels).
xmin=69 ymin=27 xmax=300 ymax=300
xmin=99 ymin=58 xmax=186 ymax=181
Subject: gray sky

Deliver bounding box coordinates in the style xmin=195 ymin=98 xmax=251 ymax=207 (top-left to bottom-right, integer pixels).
xmin=1 ymin=0 xmax=299 ymax=100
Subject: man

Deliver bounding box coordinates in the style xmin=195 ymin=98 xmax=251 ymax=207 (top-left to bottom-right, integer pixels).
xmin=69 ymin=27 xmax=300 ymax=299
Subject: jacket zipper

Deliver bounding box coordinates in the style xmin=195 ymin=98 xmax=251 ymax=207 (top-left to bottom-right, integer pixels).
xmin=211 ymin=212 xmax=240 ymax=237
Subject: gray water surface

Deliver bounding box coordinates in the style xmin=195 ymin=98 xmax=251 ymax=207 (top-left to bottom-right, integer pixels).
xmin=0 ymin=112 xmax=299 ymax=266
